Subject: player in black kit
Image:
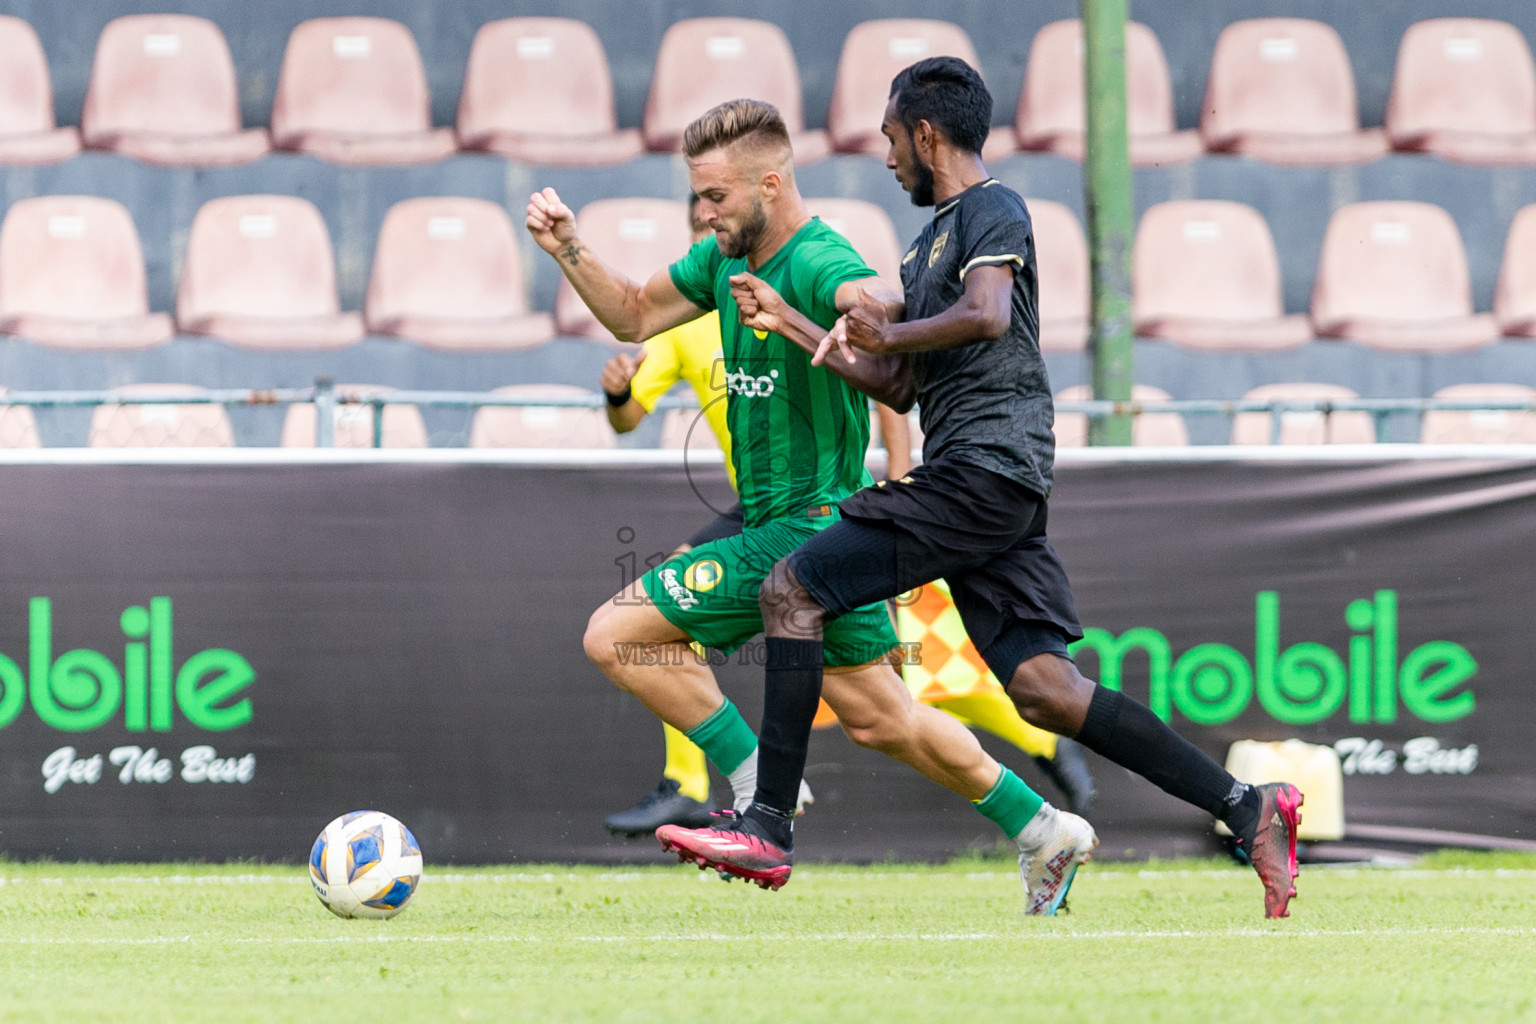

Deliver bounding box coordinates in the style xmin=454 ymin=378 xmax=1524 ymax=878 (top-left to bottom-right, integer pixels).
xmin=662 ymin=56 xmax=1304 ymax=919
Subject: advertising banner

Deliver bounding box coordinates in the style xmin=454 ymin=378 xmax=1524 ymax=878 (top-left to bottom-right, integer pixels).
xmin=0 ymin=453 xmax=1529 ymax=863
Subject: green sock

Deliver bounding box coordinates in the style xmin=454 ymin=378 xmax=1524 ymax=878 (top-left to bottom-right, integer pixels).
xmin=685 ymin=699 xmax=758 ymax=775
xmin=973 ymin=767 xmax=1046 ymax=839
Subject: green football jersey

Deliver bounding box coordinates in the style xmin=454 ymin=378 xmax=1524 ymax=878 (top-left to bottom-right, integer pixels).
xmin=669 ymin=218 xmax=876 ymax=527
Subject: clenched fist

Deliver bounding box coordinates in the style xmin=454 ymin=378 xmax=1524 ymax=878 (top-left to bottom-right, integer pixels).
xmin=600 ymin=348 xmax=648 ymax=398
xmin=525 ymin=187 xmax=578 ymax=257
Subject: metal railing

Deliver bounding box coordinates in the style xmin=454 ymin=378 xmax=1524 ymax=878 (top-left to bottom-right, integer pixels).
xmin=4 ymin=378 xmax=1535 ymax=447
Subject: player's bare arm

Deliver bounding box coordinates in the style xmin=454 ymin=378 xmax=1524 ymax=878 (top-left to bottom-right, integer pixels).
xmin=600 ymin=349 xmax=649 ymax=432
xmin=525 ymin=186 xmax=704 ymax=342
xmin=730 ymin=272 xmax=915 ymax=411
xmin=845 ymin=262 xmax=1013 ymax=355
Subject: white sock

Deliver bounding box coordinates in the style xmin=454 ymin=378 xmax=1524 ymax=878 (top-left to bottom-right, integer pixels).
xmin=1014 ymin=803 xmax=1058 ymax=852
xmin=727 ymin=747 xmax=758 ymax=812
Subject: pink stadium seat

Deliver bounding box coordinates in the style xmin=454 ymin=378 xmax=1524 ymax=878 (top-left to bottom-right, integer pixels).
xmin=1311 ymin=201 xmax=1499 ymax=351
xmin=1054 ymin=384 xmax=1188 ymax=447
xmin=0 ymin=196 xmax=171 ymax=349
xmin=88 ymin=385 xmax=234 ymax=448
xmin=1421 ymin=384 xmax=1536 ymax=444
xmin=469 ymin=385 xmax=616 ymax=449
xmin=281 ymin=385 xmax=429 ymax=448
xmin=0 ymin=17 xmax=80 ymax=164
xmin=827 ymin=20 xmax=982 ymax=155
xmin=659 ymin=407 xmax=721 ymax=451
xmin=1030 ymin=199 xmax=1090 ymax=351
xmin=1201 ymin=19 xmax=1387 ymax=165
xmin=0 ymin=388 xmax=40 ymax=448
xmin=176 ymin=195 xmax=363 ymax=350
xmin=643 ymin=18 xmax=829 ymax=164
xmin=270 ymin=17 xmax=457 ymax=165
xmin=1132 ymin=200 xmax=1311 ymax=350
xmin=555 ymin=199 xmax=691 ymax=342
xmin=1386 ymin=19 xmax=1536 ymax=164
xmin=1015 ymin=20 xmax=1203 ymax=166
xmin=1231 ymin=383 xmax=1374 ymax=445
xmin=457 ymin=18 xmax=643 ymax=165
xmin=367 ymin=197 xmax=554 ymax=351
xmin=805 ymin=198 xmax=902 ymax=281
xmin=1494 ymin=204 xmax=1536 ymax=337
xmin=80 ymin=15 xmax=269 ymax=166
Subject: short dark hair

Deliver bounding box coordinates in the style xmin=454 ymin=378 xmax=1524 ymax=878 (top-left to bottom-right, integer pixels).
xmin=889 ymin=56 xmax=993 ymax=154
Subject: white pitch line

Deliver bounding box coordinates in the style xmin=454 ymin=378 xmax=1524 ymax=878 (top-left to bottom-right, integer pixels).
xmin=2 ymin=926 xmax=1535 ymax=946
xmin=0 ymin=867 xmax=1533 ymax=887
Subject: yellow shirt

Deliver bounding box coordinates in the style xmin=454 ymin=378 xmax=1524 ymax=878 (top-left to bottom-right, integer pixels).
xmin=630 ymin=311 xmax=735 ymax=489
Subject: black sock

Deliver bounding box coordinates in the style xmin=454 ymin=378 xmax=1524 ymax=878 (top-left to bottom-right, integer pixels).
xmin=753 ymin=637 xmax=823 ymax=826
xmin=1076 ymin=686 xmax=1257 ymax=831
xmin=744 ymin=802 xmax=795 ymax=850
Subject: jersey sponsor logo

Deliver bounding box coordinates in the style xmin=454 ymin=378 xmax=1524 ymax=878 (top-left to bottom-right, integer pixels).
xmin=725 ymin=368 xmax=779 ymax=398
xmin=805 ymin=505 xmax=832 ymax=518
xmin=683 ymin=558 xmax=724 ymax=593
xmin=928 ymin=231 xmax=949 ymax=268
xmin=657 ymin=568 xmax=700 ymax=610
xmin=752 ymin=329 xmax=769 ymax=340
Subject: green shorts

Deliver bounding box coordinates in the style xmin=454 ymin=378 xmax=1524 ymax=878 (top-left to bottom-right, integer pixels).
xmin=642 ymin=513 xmax=899 ymax=668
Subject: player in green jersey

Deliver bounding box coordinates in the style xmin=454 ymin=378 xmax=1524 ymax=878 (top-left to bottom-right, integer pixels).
xmin=526 ymin=98 xmax=1091 ymax=905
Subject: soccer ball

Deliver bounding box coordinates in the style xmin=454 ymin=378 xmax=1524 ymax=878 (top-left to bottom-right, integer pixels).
xmin=309 ymin=810 xmax=423 ymax=919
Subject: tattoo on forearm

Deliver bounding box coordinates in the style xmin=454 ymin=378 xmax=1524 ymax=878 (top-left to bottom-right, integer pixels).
xmin=560 ymin=244 xmax=582 ymax=267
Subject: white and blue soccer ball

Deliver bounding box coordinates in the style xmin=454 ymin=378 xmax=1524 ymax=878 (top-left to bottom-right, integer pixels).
xmin=309 ymin=810 xmax=423 ymax=919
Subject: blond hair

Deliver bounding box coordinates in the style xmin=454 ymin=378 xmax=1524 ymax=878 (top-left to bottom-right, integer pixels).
xmin=682 ymin=99 xmax=792 ymax=160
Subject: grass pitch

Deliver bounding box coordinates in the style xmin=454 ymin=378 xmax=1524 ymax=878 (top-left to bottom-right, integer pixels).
xmin=1 ymin=852 xmax=1533 ymax=1023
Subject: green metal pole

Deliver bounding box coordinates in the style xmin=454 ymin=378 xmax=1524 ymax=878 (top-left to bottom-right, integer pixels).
xmin=1082 ymin=0 xmax=1135 ymax=446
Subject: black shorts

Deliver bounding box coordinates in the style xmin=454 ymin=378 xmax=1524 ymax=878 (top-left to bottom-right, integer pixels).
xmin=786 ymin=456 xmax=1083 ymax=681
xmin=684 ymin=502 xmax=745 ymax=549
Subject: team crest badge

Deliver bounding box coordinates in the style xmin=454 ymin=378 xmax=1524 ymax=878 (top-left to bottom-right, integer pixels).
xmin=928 ymin=231 xmax=949 ymax=267
xmin=684 ymin=558 xmax=724 ymax=592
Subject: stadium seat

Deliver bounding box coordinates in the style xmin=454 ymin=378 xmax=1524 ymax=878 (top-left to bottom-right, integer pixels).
xmin=1420 ymin=383 xmax=1536 ymax=444
xmin=828 ymin=20 xmax=981 ymax=153
xmin=659 ymin=407 xmax=721 ymax=451
xmin=1311 ymin=201 xmax=1499 ymax=351
xmin=0 ymin=16 xmax=80 ymax=164
xmin=270 ymin=17 xmax=457 ymax=165
xmin=281 ymin=385 xmax=429 ymax=448
xmin=555 ymin=199 xmax=691 ymax=342
xmin=1132 ymin=200 xmax=1311 ymax=350
xmin=0 ymin=388 xmax=40 ymax=448
xmin=367 ymin=197 xmax=554 ymax=351
xmin=456 ymin=18 xmax=643 ymax=164
xmin=1200 ymin=18 xmax=1388 ymax=165
xmin=1054 ymin=384 xmax=1188 ymax=447
xmin=1231 ymin=383 xmax=1375 ymax=445
xmin=643 ymin=18 xmax=829 ymax=163
xmin=805 ymin=198 xmax=902 ymax=281
xmin=176 ymin=195 xmax=363 ymax=350
xmin=1029 ymin=199 xmax=1090 ymax=352
xmin=1385 ymin=18 xmax=1536 ymax=164
xmin=1014 ymin=20 xmax=1203 ymax=166
xmin=0 ymin=196 xmax=172 ymax=349
xmin=1494 ymin=204 xmax=1536 ymax=337
xmin=80 ymin=14 xmax=269 ymax=166
xmin=88 ymin=384 xmax=234 ymax=447
xmin=469 ymin=385 xmax=616 ymax=448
